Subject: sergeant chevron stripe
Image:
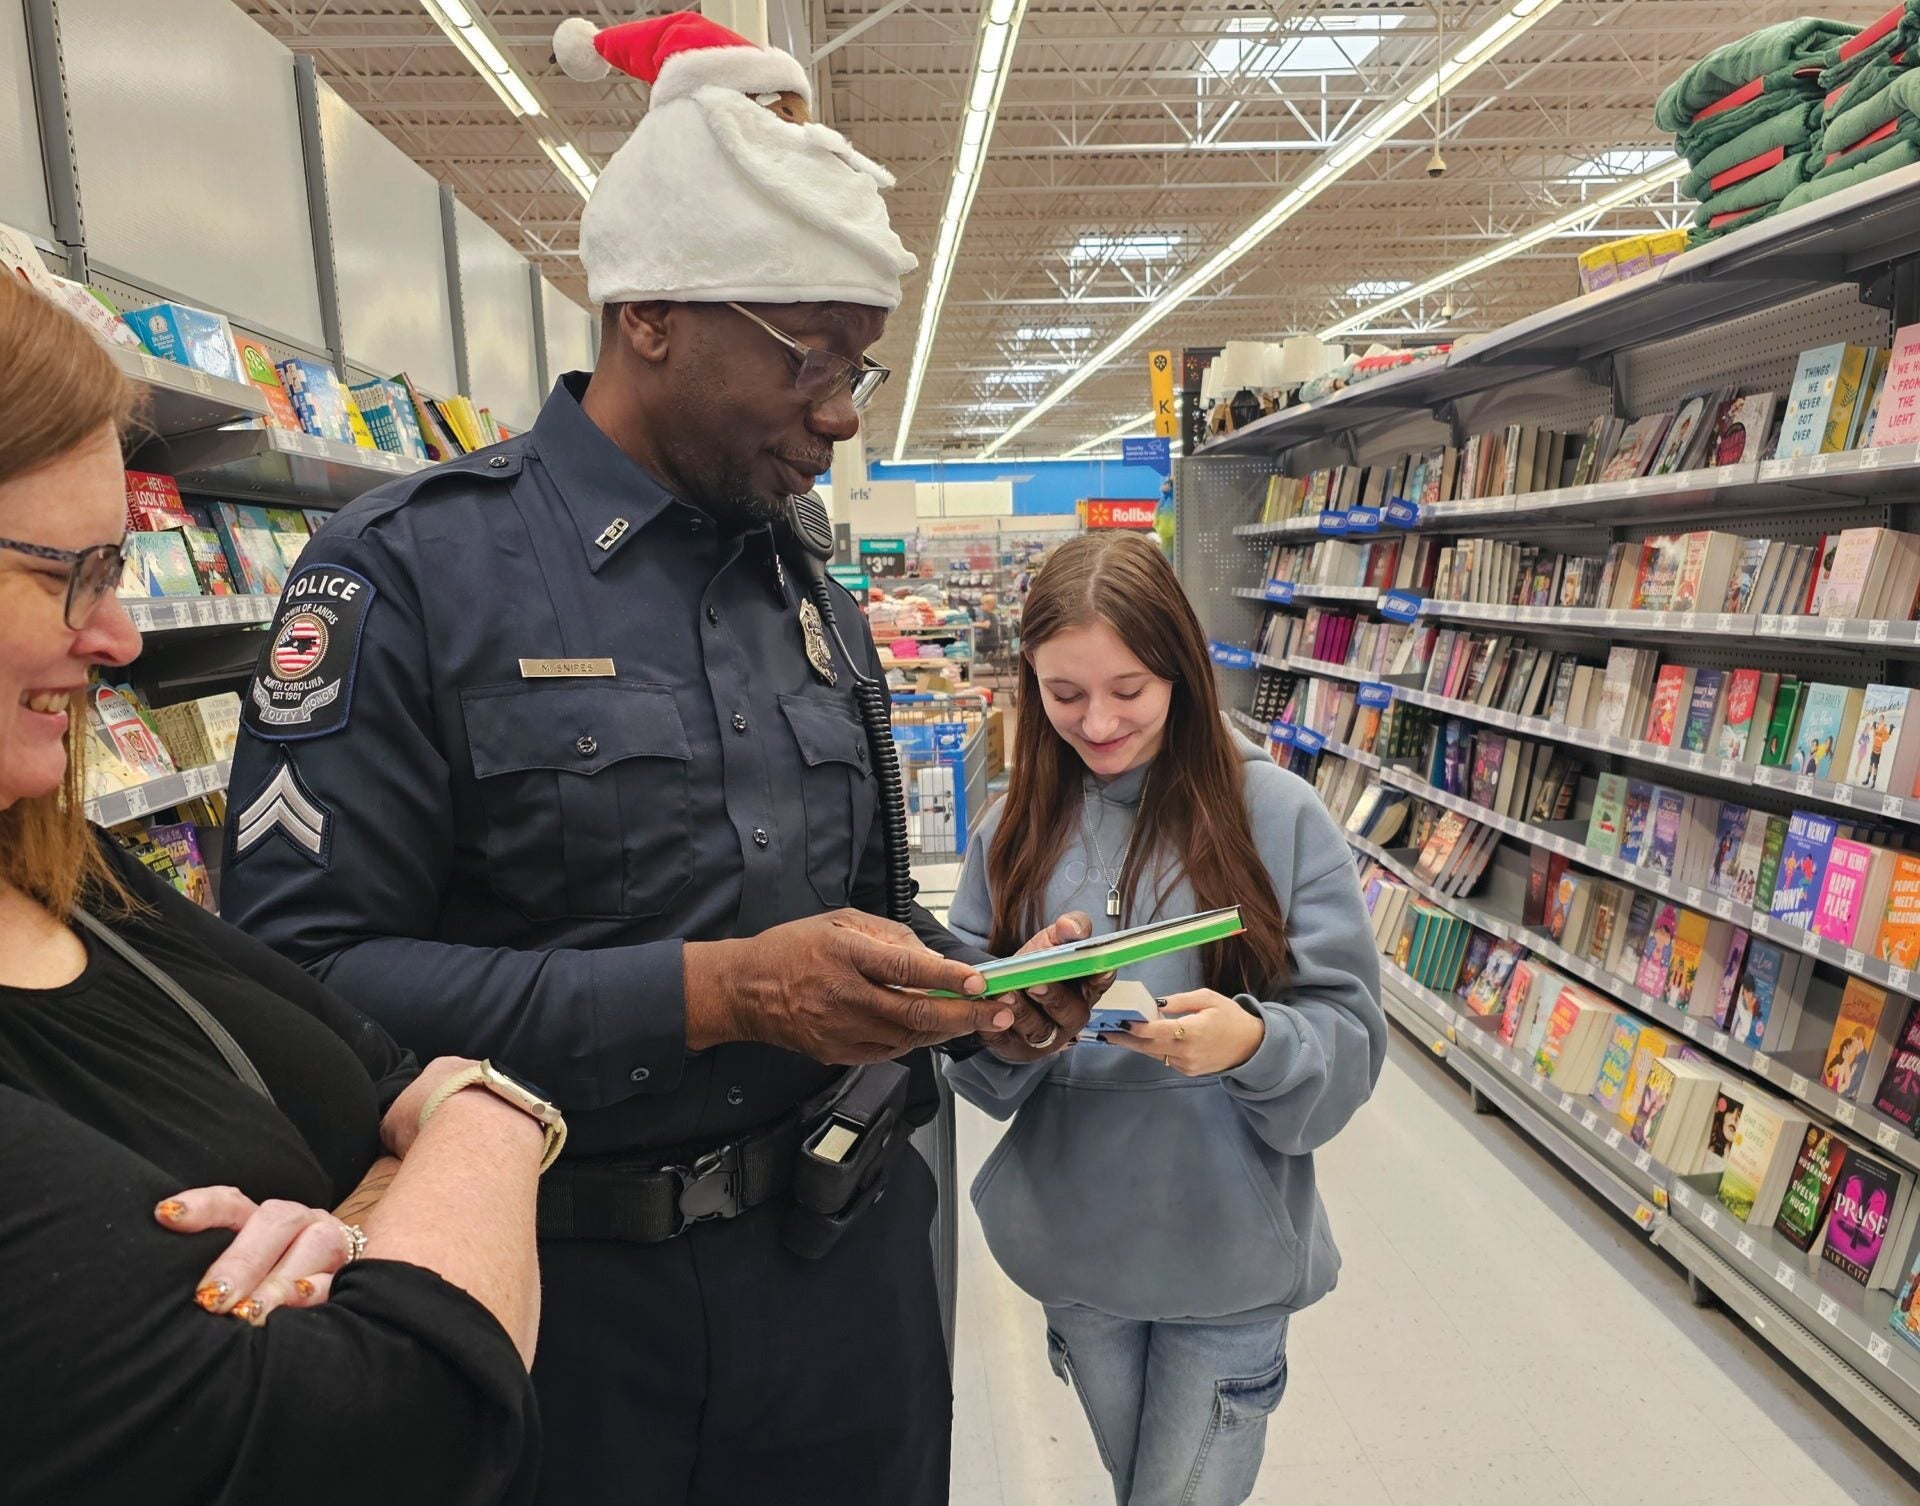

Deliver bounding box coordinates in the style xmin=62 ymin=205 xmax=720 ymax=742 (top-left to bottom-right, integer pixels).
xmin=233 ymin=760 xmax=331 ymax=863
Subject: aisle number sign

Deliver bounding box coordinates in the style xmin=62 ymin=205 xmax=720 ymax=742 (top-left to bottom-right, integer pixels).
xmin=1149 ymin=350 xmax=1177 ymax=438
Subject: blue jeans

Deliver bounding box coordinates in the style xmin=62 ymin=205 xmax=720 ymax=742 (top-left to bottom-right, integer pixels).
xmin=1043 ymin=1304 xmax=1290 ymax=1506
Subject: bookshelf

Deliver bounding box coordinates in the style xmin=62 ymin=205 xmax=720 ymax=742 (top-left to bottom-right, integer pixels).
xmin=159 ymin=426 xmax=430 ymax=509
xmin=1180 ymin=161 xmax=1920 ymax=1468
xmin=112 ymin=345 xmax=269 ymax=439
xmin=84 ymin=759 xmax=233 ymax=829
xmin=125 ymin=595 xmax=280 ymax=635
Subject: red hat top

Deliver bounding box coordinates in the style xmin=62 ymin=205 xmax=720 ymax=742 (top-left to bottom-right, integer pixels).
xmin=554 ymin=10 xmax=811 ymax=110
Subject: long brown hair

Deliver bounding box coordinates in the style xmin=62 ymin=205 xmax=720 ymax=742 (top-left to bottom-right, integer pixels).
xmin=0 ymin=274 xmax=140 ymax=918
xmin=988 ymin=531 xmax=1289 ymax=995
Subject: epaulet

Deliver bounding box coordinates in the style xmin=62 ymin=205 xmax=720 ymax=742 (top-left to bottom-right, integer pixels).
xmin=325 ymin=442 xmax=528 ymax=537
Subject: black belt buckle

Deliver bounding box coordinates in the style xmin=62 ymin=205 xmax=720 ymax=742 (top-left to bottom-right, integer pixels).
xmin=669 ymin=1143 xmax=742 ymax=1234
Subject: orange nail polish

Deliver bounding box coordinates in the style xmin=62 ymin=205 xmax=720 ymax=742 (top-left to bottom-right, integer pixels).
xmin=194 ymin=1279 xmax=230 ymax=1312
xmin=155 ymin=1200 xmax=187 ymax=1223
xmin=293 ymin=1279 xmax=315 ymax=1300
xmin=231 ymin=1298 xmax=264 ymax=1324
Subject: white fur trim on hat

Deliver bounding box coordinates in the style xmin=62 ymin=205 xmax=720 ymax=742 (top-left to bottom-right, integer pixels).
xmin=553 ymin=17 xmax=609 ymax=81
xmin=580 ymin=86 xmax=915 ymax=310
xmin=650 ymin=45 xmax=811 ymax=111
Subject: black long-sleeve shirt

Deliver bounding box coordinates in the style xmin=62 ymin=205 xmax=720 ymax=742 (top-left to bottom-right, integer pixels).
xmin=0 ymin=840 xmax=537 ymax=1505
xmin=222 ymin=373 xmax=978 ymax=1158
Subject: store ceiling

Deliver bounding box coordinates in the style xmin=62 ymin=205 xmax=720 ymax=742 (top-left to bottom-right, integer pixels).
xmin=239 ymin=1 xmax=1891 ymax=459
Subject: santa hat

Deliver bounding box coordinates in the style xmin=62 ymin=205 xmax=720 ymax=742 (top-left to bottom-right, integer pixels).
xmin=552 ymin=11 xmax=915 ymax=311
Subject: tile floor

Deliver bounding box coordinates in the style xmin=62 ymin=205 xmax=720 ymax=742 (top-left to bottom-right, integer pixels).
xmin=920 ymin=848 xmax=1920 ymax=1506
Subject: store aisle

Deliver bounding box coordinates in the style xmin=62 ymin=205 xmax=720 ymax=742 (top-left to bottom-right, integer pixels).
xmin=945 ymin=1033 xmax=1920 ymax=1506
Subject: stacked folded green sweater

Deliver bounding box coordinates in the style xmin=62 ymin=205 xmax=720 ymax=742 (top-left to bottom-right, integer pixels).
xmin=1780 ymin=1 xmax=1920 ymax=214
xmin=1655 ymin=17 xmax=1859 ymax=245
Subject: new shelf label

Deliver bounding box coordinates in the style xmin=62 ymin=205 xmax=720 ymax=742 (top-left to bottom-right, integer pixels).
xmin=1209 ymin=642 xmax=1255 ymax=669
xmin=1294 ymin=727 xmax=1326 ymax=754
xmin=1357 ymin=682 xmax=1395 ymax=708
xmin=1384 ymin=497 xmax=1420 ymax=528
xmin=1346 ymin=507 xmax=1381 ymax=534
xmin=1317 ymin=512 xmax=1349 ymax=536
xmin=1379 ymin=589 xmax=1423 ymax=623
xmin=1263 ymin=580 xmax=1295 ymax=604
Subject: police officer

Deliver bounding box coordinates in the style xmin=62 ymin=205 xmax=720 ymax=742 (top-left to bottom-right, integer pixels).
xmin=222 ymin=12 xmax=1096 ymax=1504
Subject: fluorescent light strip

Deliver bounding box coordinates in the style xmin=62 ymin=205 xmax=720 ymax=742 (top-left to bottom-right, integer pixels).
xmin=891 ymin=0 xmax=1031 ymax=462
xmin=978 ymin=0 xmax=1563 ymax=459
xmin=422 ymin=0 xmax=542 ymax=117
xmin=1317 ymin=157 xmax=1688 ymax=338
xmin=1064 ymin=411 xmax=1154 ymax=458
xmin=539 ymin=137 xmax=598 ymax=199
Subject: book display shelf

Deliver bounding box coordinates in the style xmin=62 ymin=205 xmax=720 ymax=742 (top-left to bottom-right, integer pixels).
xmin=1178 ymin=164 xmax=1920 ymax=1470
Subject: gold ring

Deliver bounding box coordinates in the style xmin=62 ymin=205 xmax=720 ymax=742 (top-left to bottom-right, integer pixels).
xmin=1162 ymin=1055 xmax=1172 ymax=1067
xmin=1174 ymin=1024 xmax=1187 ymax=1040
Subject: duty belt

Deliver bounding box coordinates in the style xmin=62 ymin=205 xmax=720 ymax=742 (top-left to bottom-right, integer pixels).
xmin=537 ymin=1116 xmax=803 ymax=1244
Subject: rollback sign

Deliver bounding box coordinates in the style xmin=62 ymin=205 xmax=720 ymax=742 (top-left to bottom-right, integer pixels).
xmin=242 ymin=565 xmax=378 ymax=741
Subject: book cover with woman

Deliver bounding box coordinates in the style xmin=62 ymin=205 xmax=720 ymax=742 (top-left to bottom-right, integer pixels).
xmin=943 ymin=533 xmax=1385 ymax=1505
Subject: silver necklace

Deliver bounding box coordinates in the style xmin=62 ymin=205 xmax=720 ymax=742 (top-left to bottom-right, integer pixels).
xmin=1084 ymin=771 xmax=1149 ymax=919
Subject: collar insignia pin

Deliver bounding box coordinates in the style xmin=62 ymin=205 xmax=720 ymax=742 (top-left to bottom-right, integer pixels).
xmin=596 ymin=518 xmax=630 ymax=551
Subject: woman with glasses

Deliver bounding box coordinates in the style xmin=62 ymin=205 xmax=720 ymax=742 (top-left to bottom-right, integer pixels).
xmin=0 ymin=274 xmax=555 ymax=1503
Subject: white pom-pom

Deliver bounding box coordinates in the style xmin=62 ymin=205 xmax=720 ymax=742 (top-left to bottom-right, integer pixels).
xmin=553 ymin=17 xmax=610 ymax=81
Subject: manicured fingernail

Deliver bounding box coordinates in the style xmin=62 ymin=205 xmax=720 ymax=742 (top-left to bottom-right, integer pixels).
xmin=155 ymin=1199 xmax=187 ymax=1223
xmin=231 ymin=1298 xmax=264 ymax=1325
xmin=993 ymin=1009 xmax=1015 ymax=1030
xmin=293 ymin=1279 xmax=315 ymax=1300
xmin=195 ymin=1279 xmax=231 ymax=1312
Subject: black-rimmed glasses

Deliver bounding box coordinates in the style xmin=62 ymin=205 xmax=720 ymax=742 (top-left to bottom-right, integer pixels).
xmin=726 ymin=303 xmax=891 ymax=412
xmin=0 ymin=536 xmax=125 ymax=629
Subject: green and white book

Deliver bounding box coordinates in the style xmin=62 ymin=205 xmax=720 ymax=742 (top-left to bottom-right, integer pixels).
xmin=956 ymin=907 xmax=1246 ymax=997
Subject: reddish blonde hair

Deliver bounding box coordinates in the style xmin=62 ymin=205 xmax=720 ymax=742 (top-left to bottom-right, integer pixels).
xmin=0 ymin=274 xmax=140 ymax=917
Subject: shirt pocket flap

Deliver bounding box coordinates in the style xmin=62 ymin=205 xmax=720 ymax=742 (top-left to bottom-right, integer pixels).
xmin=463 ymin=682 xmax=691 ymax=778
xmin=779 ymin=694 xmax=870 ymax=778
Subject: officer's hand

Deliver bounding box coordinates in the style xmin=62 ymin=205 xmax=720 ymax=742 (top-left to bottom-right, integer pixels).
xmin=981 ymin=913 xmax=1109 ymax=1064
xmin=685 ymin=911 xmax=1013 ymax=1064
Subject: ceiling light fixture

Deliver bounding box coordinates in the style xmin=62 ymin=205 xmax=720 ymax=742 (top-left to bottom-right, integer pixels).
xmin=422 ymin=0 xmax=543 ymax=117
xmin=539 ymin=137 xmax=598 ymax=199
xmin=980 ymin=0 xmax=1565 ymax=459
xmin=1062 ymin=412 xmax=1155 ymax=459
xmin=1316 ymin=156 xmax=1687 ymax=338
xmin=891 ymin=0 xmax=1032 ymax=462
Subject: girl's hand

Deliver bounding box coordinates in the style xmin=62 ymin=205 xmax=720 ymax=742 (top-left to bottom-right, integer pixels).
xmin=381 ymin=1055 xmax=486 ymax=1159
xmin=154 ymin=1188 xmax=362 ymax=1324
xmin=1101 ymin=988 xmax=1266 ymax=1076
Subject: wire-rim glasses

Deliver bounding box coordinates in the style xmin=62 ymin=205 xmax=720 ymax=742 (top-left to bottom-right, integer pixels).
xmin=726 ymin=303 xmax=891 ymax=412
xmin=0 ymin=536 xmax=125 ymax=629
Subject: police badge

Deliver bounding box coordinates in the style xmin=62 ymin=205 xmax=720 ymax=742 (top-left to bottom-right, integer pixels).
xmin=799 ymin=598 xmax=837 ymax=686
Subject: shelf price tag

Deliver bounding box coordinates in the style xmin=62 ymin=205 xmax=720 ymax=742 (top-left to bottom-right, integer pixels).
xmin=1700 ymin=1204 xmax=1718 ymax=1228
xmin=1868 ymin=1333 xmax=1894 ymax=1367
xmin=1760 ymin=615 xmax=1780 ymax=636
xmin=1263 ymin=581 xmax=1295 ymax=605
xmin=1606 ymin=1128 xmax=1624 ymax=1149
xmin=1317 ymin=512 xmax=1349 ymax=536
xmin=1876 ymin=1122 xmax=1901 ymax=1150
xmin=1716 ymin=613 xmax=1735 ymax=634
xmin=1800 ymin=928 xmax=1822 ymax=955
xmin=1558 ymin=1092 xmax=1574 ymax=1113
xmin=1736 ymin=1232 xmax=1756 ymax=1259
xmin=1826 ymin=616 xmax=1848 ymax=639
xmin=1774 ymin=1261 xmax=1796 ymax=1292
xmin=1795 ymin=776 xmax=1815 ymax=796
xmin=1890 ymin=965 xmax=1912 ymax=993
xmin=1581 ymin=1109 xmax=1599 ymax=1132
xmin=1681 ymin=1017 xmax=1700 ymax=1039
xmin=1635 ymin=1149 xmax=1654 ymax=1172
xmin=1790 ymin=1072 xmax=1811 ymax=1098
xmin=1686 ymin=886 xmax=1704 ymax=908
xmin=1846 ymin=948 xmax=1866 ymax=974
xmin=1888 ymin=797 xmax=1906 ymax=821
xmin=1871 ymin=619 xmax=1891 ymax=642
xmin=1817 ymin=1294 xmax=1841 ymax=1325
xmin=1716 ymin=897 xmax=1734 ymax=920
xmin=1754 ymin=914 xmax=1773 ymax=937
xmin=1835 ymin=783 xmax=1854 ymax=808
xmin=1384 ymin=497 xmax=1420 ymax=528
xmin=1346 ymin=507 xmax=1381 ymax=534
xmin=1836 ymin=1100 xmax=1857 ymax=1127
xmin=1753 ymin=1052 xmax=1773 ymax=1075
xmin=1633 ymin=1205 xmax=1656 ymax=1230
xmin=1687 ymin=752 xmax=1705 ymax=772
xmin=1712 ymin=1031 xmax=1730 ymax=1053
xmin=1379 ymin=589 xmax=1423 ymax=623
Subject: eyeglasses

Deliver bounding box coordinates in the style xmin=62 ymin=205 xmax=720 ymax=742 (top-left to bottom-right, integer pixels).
xmin=0 ymin=536 xmax=126 ymax=629
xmin=726 ymin=303 xmax=891 ymax=412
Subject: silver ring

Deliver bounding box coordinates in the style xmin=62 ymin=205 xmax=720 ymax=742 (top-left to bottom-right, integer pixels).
xmin=1031 ymin=1023 xmax=1061 ymax=1050
xmin=340 ymin=1221 xmax=367 ymax=1264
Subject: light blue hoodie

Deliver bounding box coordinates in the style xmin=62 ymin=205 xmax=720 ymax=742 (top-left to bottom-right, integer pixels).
xmin=944 ymin=731 xmax=1386 ymax=1324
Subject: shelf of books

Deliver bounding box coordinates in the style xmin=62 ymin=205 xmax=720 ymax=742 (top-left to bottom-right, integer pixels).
xmin=1183 ymin=166 xmax=1920 ymax=1453
xmin=84 ymin=758 xmax=233 ymax=828
xmin=160 ymin=426 xmax=429 ymax=509
xmin=124 ymin=594 xmax=279 ymax=635
xmin=111 ymin=345 xmax=270 ymax=440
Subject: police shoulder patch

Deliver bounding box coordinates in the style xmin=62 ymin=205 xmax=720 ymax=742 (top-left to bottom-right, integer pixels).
xmin=242 ymin=564 xmax=376 ymax=741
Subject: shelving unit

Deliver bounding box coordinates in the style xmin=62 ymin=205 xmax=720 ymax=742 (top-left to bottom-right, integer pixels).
xmin=84 ymin=759 xmax=233 ymax=828
xmin=114 ymin=346 xmax=269 ymax=439
xmin=125 ymin=595 xmax=279 ymax=635
xmin=1179 ymin=162 xmax=1920 ymax=1464
xmin=158 ymin=426 xmax=429 ymax=509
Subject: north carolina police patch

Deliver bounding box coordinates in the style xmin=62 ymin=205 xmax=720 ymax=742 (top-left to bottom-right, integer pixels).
xmin=243 ymin=565 xmax=376 ymax=740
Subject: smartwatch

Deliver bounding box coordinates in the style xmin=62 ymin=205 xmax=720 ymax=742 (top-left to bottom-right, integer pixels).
xmin=417 ymin=1060 xmax=568 ymax=1173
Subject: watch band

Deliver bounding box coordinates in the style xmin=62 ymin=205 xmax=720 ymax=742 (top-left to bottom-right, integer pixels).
xmin=417 ymin=1063 xmax=568 ymax=1173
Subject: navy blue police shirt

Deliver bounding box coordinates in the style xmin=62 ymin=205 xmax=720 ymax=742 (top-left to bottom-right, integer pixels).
xmin=223 ymin=373 xmax=982 ymax=1158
